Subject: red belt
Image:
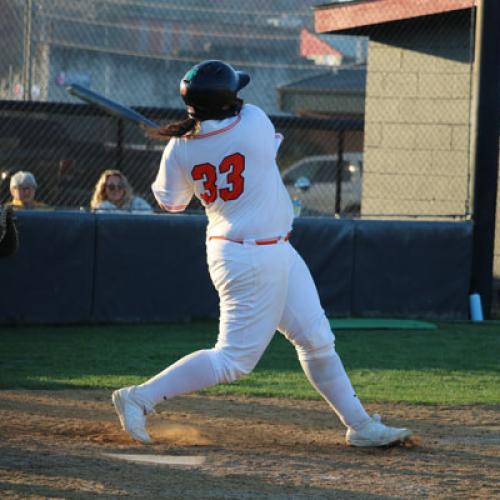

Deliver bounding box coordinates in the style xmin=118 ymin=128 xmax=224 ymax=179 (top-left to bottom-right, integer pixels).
xmin=209 ymin=232 xmax=291 ymax=246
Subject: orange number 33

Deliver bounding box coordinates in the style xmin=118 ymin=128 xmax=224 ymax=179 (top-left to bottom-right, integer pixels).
xmin=191 ymin=153 xmax=245 ymax=205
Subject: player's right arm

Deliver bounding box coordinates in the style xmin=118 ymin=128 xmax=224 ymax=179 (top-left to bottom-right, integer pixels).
xmin=152 ymin=139 xmax=194 ymax=212
xmin=274 ymin=133 xmax=284 ymax=155
xmin=245 ymin=104 xmax=282 ymax=162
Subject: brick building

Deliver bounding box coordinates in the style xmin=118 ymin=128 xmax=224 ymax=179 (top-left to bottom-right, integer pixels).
xmin=314 ymin=0 xmax=500 ymax=313
xmin=315 ymin=0 xmax=478 ymax=219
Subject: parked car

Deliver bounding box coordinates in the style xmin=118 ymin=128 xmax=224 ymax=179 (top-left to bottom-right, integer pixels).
xmin=281 ymin=154 xmax=362 ymax=217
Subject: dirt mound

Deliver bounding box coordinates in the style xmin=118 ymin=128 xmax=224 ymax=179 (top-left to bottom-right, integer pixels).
xmin=1 ymin=390 xmax=499 ymax=498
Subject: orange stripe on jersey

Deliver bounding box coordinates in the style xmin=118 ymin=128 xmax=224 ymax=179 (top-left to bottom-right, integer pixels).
xmin=209 ymin=232 xmax=291 ymax=245
xmin=161 ymin=203 xmax=188 ymax=212
xmin=192 ymin=115 xmax=241 ymax=139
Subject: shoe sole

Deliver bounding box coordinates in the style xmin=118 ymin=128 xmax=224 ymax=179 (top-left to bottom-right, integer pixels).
xmin=347 ymin=429 xmax=413 ymax=447
xmin=112 ymin=390 xmax=127 ymax=431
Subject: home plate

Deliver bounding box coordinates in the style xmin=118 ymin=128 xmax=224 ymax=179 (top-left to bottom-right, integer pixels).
xmin=104 ymin=453 xmax=206 ymax=466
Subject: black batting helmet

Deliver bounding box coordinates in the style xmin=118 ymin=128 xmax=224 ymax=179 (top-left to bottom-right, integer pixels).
xmin=180 ymin=60 xmax=250 ymax=120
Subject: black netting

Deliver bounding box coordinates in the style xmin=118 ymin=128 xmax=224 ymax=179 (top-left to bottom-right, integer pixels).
xmin=0 ymin=0 xmax=480 ymax=219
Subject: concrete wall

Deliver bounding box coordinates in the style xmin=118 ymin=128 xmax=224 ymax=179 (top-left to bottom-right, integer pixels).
xmin=361 ymin=13 xmax=474 ymax=218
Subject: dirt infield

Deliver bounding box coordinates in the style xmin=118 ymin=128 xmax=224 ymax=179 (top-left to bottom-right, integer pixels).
xmin=0 ymin=390 xmax=499 ymax=499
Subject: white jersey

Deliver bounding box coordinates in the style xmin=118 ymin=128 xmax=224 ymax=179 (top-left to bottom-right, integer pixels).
xmin=152 ymin=104 xmax=293 ymax=240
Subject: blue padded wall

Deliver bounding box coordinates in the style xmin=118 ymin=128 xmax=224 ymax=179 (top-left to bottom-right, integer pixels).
xmin=0 ymin=211 xmax=95 ymax=323
xmin=352 ymin=220 xmax=472 ymax=319
xmin=0 ymin=211 xmax=473 ymax=324
xmin=290 ymin=218 xmax=354 ymax=317
xmin=92 ymin=213 xmax=218 ymax=322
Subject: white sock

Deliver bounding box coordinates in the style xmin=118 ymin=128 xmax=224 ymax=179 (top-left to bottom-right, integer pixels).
xmin=133 ymin=349 xmax=218 ymax=410
xmin=299 ymin=350 xmax=370 ymax=429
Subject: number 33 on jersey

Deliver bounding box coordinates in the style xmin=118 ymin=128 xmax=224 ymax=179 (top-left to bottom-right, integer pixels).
xmin=151 ymin=103 xmax=293 ymax=240
xmin=191 ymin=152 xmax=245 ymax=204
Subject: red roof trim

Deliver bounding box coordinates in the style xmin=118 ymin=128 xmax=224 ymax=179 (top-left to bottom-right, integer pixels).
xmin=300 ymin=29 xmax=342 ymax=57
xmin=315 ymin=0 xmax=477 ymax=34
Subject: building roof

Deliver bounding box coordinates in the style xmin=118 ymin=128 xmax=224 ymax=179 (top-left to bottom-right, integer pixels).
xmin=300 ymin=29 xmax=342 ymax=58
xmin=278 ymin=67 xmax=366 ymax=93
xmin=314 ymin=0 xmax=477 ymax=34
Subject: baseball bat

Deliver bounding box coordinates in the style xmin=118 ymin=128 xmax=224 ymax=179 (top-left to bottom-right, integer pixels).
xmin=66 ymin=83 xmax=160 ymax=129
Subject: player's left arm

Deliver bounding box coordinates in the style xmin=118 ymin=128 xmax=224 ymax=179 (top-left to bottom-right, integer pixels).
xmin=152 ymin=140 xmax=194 ymax=212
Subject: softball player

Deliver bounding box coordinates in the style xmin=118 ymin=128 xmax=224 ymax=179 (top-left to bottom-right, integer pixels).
xmin=112 ymin=60 xmax=412 ymax=447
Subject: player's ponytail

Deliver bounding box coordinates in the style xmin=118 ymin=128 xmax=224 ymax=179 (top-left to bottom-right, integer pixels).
xmin=145 ymin=117 xmax=200 ymax=141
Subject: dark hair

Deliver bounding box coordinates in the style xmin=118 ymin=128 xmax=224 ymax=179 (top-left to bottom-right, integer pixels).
xmin=145 ymin=117 xmax=198 ymax=141
xmin=145 ymin=97 xmax=243 ymax=141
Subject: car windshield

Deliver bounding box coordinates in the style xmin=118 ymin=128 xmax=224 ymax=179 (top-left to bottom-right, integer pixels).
xmin=283 ymin=159 xmax=337 ymax=184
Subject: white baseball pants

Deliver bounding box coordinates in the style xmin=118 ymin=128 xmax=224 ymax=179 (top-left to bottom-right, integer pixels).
xmin=135 ymin=238 xmax=370 ymax=429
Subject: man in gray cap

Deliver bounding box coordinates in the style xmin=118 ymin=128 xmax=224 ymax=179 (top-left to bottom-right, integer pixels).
xmin=7 ymin=171 xmax=48 ymax=209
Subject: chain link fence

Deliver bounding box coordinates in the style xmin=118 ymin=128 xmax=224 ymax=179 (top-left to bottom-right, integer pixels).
xmin=0 ymin=0 xmax=479 ymax=219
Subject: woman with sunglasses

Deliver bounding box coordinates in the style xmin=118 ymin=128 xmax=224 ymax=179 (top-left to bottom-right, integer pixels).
xmin=90 ymin=169 xmax=152 ymax=213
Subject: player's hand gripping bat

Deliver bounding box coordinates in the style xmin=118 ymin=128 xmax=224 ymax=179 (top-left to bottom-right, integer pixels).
xmin=66 ymin=83 xmax=160 ymax=129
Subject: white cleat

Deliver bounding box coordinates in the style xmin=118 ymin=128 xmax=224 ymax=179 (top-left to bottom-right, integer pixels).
xmin=346 ymin=414 xmax=412 ymax=447
xmin=112 ymin=386 xmax=152 ymax=444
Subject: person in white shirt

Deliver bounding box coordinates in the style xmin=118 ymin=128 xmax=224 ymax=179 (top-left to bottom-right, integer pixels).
xmin=90 ymin=169 xmax=152 ymax=213
xmin=112 ymin=60 xmax=412 ymax=448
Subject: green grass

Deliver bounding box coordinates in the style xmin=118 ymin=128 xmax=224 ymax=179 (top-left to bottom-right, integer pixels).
xmin=0 ymin=321 xmax=499 ymax=405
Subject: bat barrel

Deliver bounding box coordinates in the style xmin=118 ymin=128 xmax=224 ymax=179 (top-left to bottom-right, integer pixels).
xmin=66 ymin=83 xmax=160 ymax=129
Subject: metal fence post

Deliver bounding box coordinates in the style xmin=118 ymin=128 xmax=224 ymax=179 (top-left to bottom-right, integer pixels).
xmin=470 ymin=0 xmax=500 ymax=317
xmin=335 ymin=130 xmax=344 ymax=217
xmin=22 ymin=0 xmax=33 ymax=101
xmin=116 ymin=119 xmax=124 ymax=170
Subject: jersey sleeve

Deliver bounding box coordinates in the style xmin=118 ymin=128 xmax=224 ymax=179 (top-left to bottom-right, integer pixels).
xmin=246 ymin=104 xmax=281 ymax=161
xmin=151 ymin=139 xmax=194 ymax=212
